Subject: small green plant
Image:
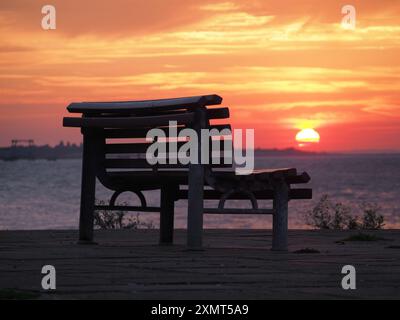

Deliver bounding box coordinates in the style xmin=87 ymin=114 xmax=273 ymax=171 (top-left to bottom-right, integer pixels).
xmin=305 ymin=194 xmax=332 ymax=229
xmin=306 ymin=195 xmax=385 ymax=231
xmin=347 ymin=215 xmax=360 ymax=230
xmin=306 ymin=195 xmax=354 ymax=230
xmin=342 ymin=232 xmax=387 ymax=242
xmin=0 ymin=289 xmax=40 ymax=300
xmin=94 ymin=200 xmax=154 ymax=230
xmin=331 ymin=202 xmax=352 ymax=230
xmin=360 ymin=202 xmax=385 ymax=230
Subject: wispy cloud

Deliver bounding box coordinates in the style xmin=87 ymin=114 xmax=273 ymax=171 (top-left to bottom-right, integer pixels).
xmin=0 ymin=0 xmax=400 ymax=149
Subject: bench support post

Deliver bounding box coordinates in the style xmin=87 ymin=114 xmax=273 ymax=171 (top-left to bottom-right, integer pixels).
xmin=272 ymin=178 xmax=289 ymax=251
xmin=78 ymin=130 xmax=97 ymax=244
xmin=187 ymin=108 xmax=207 ymax=250
xmin=187 ymin=164 xmax=204 ymax=249
xmin=159 ymin=185 xmax=177 ymax=245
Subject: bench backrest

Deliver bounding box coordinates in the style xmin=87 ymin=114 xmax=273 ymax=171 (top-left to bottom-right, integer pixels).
xmin=63 ymin=95 xmax=233 ymax=176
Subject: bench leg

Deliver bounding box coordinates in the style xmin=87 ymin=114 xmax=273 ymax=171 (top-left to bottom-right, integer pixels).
xmin=272 ymin=179 xmax=289 ymax=251
xmin=187 ymin=164 xmax=204 ymax=249
xmin=159 ymin=186 xmax=176 ymax=245
xmin=78 ymin=133 xmax=97 ymax=244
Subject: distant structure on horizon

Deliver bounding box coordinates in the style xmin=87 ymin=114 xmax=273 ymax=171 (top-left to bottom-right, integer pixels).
xmin=11 ymin=139 xmax=35 ymax=147
xmin=0 ymin=140 xmax=82 ymax=161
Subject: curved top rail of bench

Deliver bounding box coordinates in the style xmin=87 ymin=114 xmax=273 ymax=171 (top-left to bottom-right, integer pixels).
xmin=67 ymin=94 xmax=223 ymax=114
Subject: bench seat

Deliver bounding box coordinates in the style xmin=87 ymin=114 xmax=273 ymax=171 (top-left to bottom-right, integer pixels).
xmin=103 ymin=168 xmax=310 ymax=190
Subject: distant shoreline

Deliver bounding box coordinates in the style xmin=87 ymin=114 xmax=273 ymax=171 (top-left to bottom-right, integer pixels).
xmin=0 ymin=142 xmax=82 ymax=161
xmin=0 ymin=143 xmax=399 ymax=161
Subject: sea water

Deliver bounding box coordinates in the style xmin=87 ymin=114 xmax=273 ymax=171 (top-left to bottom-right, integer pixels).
xmin=0 ymin=154 xmax=399 ymax=230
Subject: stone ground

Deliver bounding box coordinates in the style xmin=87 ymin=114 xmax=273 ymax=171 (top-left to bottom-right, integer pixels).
xmin=0 ymin=229 xmax=399 ymax=299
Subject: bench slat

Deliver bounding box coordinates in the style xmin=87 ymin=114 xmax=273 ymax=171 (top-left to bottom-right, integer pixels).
xmin=103 ymin=124 xmax=232 ymax=139
xmin=105 ymin=142 xmax=233 ymax=155
xmin=105 ymin=143 xmax=152 ymax=154
xmin=63 ymin=112 xmax=195 ymax=129
xmin=94 ymin=205 xmax=160 ymax=212
xmin=177 ymin=188 xmax=312 ymax=200
xmin=207 ymin=107 xmax=229 ymax=120
xmin=204 ymin=208 xmax=274 ymax=214
xmin=67 ymin=94 xmax=222 ymax=114
xmin=285 ymin=172 xmax=311 ymax=184
xmin=104 ymin=159 xmax=232 ymax=169
xmin=105 ymin=142 xmax=187 ymax=154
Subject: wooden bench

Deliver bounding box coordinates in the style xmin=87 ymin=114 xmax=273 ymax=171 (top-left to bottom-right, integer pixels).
xmin=63 ymin=94 xmax=312 ymax=251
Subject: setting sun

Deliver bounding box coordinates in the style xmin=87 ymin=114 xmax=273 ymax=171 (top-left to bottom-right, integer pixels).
xmin=295 ymin=128 xmax=320 ymax=147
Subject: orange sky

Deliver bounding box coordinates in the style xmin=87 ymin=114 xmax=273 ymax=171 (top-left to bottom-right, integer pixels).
xmin=1 ymin=0 xmax=400 ymax=151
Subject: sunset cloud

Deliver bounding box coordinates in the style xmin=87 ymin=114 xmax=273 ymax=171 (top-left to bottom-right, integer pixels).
xmin=0 ymin=0 xmax=399 ymax=151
